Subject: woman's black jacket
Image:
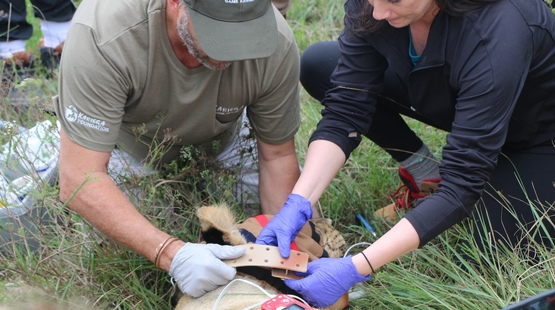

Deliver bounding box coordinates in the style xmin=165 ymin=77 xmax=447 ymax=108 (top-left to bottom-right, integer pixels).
xmin=310 ymin=0 xmax=555 ymax=245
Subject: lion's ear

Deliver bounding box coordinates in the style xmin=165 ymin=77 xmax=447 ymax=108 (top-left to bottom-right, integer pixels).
xmin=196 ymin=204 xmax=247 ymax=246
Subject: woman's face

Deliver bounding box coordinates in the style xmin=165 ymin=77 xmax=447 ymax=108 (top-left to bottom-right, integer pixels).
xmin=368 ymin=0 xmax=438 ymax=27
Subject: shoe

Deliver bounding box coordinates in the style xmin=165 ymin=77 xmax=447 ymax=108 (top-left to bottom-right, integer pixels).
xmin=3 ymin=51 xmax=34 ymax=67
xmin=374 ymin=167 xmax=440 ymax=221
xmin=1 ymin=51 xmax=36 ymax=93
xmin=39 ymin=39 xmax=64 ymax=77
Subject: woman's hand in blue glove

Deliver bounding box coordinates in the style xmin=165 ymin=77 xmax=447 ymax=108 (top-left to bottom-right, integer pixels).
xmin=284 ymin=256 xmax=370 ymax=308
xmin=255 ymin=194 xmax=312 ymax=258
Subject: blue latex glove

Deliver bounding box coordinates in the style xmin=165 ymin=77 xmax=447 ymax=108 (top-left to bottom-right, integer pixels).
xmin=284 ymin=256 xmax=370 ymax=308
xmin=255 ymin=194 xmax=312 ymax=258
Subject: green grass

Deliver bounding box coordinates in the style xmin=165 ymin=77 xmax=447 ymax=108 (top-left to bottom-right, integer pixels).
xmin=0 ymin=0 xmax=554 ymax=309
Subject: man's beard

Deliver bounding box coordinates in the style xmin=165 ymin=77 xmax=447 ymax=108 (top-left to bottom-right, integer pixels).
xmin=177 ymin=13 xmax=231 ymax=70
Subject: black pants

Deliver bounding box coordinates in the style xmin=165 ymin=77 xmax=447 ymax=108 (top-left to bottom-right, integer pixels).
xmin=301 ymin=41 xmax=555 ymax=252
xmin=0 ymin=0 xmax=75 ymax=42
xmin=475 ymin=145 xmax=555 ymax=253
xmin=301 ymin=41 xmax=429 ymax=162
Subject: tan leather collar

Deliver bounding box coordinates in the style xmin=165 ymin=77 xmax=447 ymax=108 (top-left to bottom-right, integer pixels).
xmin=222 ymin=244 xmax=309 ymax=280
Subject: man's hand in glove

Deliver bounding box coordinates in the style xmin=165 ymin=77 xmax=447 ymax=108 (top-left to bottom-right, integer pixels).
xmin=284 ymin=256 xmax=369 ymax=308
xmin=169 ymin=243 xmax=246 ymax=297
xmin=255 ymin=194 xmax=313 ymax=258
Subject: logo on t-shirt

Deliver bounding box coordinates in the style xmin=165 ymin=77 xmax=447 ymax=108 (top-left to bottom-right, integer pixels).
xmin=216 ymin=106 xmax=243 ymax=115
xmin=215 ymin=105 xmax=244 ymax=123
xmin=65 ymin=105 xmax=110 ymax=132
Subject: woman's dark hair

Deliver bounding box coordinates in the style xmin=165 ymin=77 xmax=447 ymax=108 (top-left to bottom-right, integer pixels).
xmin=347 ymin=0 xmax=501 ymax=35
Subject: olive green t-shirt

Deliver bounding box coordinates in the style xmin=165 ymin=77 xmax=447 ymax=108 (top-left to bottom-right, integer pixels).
xmin=55 ymin=0 xmax=300 ymax=165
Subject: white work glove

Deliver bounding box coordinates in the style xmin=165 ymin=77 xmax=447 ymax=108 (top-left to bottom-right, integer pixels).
xmin=169 ymin=243 xmax=246 ymax=297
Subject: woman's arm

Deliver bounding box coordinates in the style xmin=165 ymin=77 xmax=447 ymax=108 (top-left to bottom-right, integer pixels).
xmin=291 ymin=139 xmax=346 ymax=205
xmin=353 ymin=218 xmax=419 ymax=276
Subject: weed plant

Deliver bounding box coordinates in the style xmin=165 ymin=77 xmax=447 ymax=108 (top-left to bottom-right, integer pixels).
xmin=0 ymin=0 xmax=553 ymax=309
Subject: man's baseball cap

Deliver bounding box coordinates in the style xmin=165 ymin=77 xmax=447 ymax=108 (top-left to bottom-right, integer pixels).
xmin=184 ymin=0 xmax=278 ymax=61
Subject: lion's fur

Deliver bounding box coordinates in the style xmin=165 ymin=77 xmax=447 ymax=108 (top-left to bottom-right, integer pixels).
xmin=197 ymin=204 xmax=247 ymax=246
xmin=174 ymin=205 xmax=348 ymax=310
xmin=174 ymin=274 xmax=281 ymax=309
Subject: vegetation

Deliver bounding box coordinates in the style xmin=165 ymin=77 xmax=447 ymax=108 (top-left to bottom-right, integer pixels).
xmin=0 ymin=0 xmax=553 ymax=309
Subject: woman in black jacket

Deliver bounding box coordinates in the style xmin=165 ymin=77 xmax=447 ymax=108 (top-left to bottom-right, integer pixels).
xmin=255 ymin=0 xmax=555 ymax=307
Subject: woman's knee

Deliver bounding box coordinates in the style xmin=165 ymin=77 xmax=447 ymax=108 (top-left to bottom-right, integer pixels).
xmin=300 ymin=41 xmax=340 ymax=102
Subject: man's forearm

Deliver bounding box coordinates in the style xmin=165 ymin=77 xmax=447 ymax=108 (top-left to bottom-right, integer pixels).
xmin=60 ymin=171 xmax=184 ymax=271
xmin=258 ymin=152 xmax=300 ymax=214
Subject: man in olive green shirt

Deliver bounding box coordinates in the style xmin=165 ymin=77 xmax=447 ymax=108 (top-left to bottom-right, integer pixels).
xmin=55 ymin=0 xmax=302 ymax=298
